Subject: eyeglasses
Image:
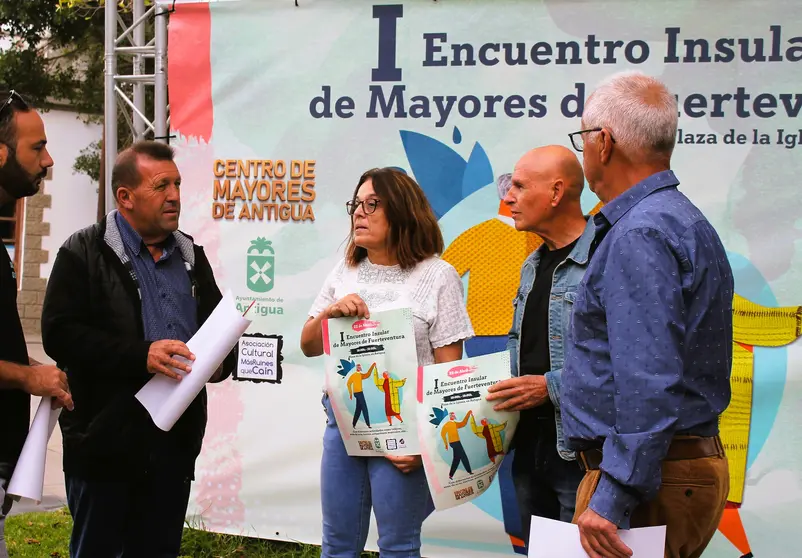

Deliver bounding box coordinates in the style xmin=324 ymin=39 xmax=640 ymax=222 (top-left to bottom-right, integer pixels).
xmin=0 ymin=90 xmax=28 ymax=119
xmin=346 ymin=198 xmax=380 ymax=216
xmin=568 ymin=127 xmax=616 ymax=152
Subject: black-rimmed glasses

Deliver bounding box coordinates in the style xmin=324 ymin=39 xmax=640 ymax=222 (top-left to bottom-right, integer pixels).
xmin=568 ymin=127 xmax=616 ymax=152
xmin=346 ymin=198 xmax=380 ymax=216
xmin=0 ymin=90 xmax=28 ymax=119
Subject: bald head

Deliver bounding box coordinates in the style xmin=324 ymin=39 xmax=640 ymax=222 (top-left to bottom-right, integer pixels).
xmin=516 ymin=145 xmax=584 ymax=202
xmin=504 ymin=145 xmax=587 ymax=243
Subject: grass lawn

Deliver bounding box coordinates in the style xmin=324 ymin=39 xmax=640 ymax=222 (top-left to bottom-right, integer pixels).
xmin=5 ymin=508 xmax=377 ymax=557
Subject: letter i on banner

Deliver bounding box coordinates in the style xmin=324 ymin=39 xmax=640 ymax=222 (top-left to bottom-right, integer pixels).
xmin=322 ymin=308 xmax=419 ymax=456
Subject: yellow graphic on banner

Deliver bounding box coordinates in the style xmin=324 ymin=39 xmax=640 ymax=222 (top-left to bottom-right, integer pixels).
xmin=442 ymin=201 xmax=603 ymax=337
xmin=443 ymin=219 xmax=541 ymax=336
xmin=722 ymin=294 xmax=802 ymax=504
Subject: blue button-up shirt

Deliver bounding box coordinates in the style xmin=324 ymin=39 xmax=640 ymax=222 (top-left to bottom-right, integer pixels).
xmin=116 ymin=213 xmax=197 ymax=343
xmin=561 ymin=170 xmax=733 ymax=528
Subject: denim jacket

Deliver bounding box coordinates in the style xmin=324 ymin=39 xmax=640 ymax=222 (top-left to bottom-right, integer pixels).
xmin=507 ymin=217 xmax=596 ymax=461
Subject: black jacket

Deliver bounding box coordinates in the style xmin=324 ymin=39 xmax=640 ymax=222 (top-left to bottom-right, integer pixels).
xmin=41 ymin=213 xmax=236 ymax=480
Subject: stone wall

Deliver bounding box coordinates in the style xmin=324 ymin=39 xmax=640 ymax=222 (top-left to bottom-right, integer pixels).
xmin=17 ymin=185 xmax=52 ymax=336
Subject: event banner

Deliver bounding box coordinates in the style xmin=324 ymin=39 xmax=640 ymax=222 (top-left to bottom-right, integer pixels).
xmin=418 ymin=352 xmax=518 ymax=510
xmin=322 ymin=308 xmax=420 ymax=456
xmin=167 ymin=1 xmax=802 ymax=556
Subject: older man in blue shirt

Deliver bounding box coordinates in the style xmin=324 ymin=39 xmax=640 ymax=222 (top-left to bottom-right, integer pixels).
xmin=562 ymin=71 xmax=733 ymax=558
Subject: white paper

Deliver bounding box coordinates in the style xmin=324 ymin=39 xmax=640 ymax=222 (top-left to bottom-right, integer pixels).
xmin=528 ymin=516 xmax=666 ymax=557
xmin=6 ymin=396 xmax=61 ymax=504
xmin=135 ymin=290 xmax=251 ymax=431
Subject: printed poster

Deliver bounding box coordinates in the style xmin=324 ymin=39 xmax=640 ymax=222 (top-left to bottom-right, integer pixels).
xmin=417 ymin=351 xmax=519 ymax=510
xmin=322 ymin=308 xmax=419 ymax=456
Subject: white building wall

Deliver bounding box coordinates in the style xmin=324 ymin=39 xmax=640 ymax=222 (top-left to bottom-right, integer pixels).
xmin=40 ymin=109 xmax=102 ymax=279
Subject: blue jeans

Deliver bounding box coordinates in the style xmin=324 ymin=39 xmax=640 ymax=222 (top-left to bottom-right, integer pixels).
xmin=65 ymin=471 xmax=191 ymax=558
xmin=508 ymin=416 xmax=584 ymax=550
xmin=321 ymin=394 xmax=434 ymax=558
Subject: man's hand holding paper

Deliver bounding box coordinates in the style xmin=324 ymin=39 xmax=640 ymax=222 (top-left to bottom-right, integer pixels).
xmin=486 ymin=375 xmax=549 ymax=412
xmin=577 ymin=508 xmax=633 ymax=558
xmin=24 ymin=364 xmax=74 ymax=411
xmin=146 ymin=340 xmax=196 ymax=381
xmin=135 ymin=290 xmax=251 ymax=432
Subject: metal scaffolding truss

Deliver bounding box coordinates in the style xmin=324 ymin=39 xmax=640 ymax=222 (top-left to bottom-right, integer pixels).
xmin=104 ymin=0 xmax=171 ymax=212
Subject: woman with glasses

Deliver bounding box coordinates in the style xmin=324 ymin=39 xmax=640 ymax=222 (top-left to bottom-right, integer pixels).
xmin=301 ymin=167 xmax=474 ymax=557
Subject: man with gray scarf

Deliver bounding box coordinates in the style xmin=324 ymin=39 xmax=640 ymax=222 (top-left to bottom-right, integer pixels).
xmin=42 ymin=140 xmax=235 ymax=557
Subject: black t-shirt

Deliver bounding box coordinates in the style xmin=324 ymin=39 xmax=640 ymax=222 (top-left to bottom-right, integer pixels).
xmin=0 ymin=241 xmax=31 ymax=475
xmin=518 ymin=240 xmax=577 ymax=421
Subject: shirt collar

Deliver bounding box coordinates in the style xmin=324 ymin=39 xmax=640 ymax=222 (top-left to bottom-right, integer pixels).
xmin=566 ymin=216 xmax=596 ymax=265
xmin=598 ymin=169 xmax=680 ymax=227
xmin=526 ymin=214 xmax=597 ymax=268
xmin=115 ymin=211 xmax=176 ymax=259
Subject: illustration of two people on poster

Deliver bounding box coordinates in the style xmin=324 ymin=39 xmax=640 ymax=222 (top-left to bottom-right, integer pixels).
xmin=434 ymin=408 xmax=508 ymax=480
xmin=338 ymin=359 xmax=407 ymax=428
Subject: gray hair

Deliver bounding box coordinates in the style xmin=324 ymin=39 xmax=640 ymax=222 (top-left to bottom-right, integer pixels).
xmin=583 ymin=70 xmax=678 ymax=160
xmin=496 ymin=173 xmax=512 ymax=199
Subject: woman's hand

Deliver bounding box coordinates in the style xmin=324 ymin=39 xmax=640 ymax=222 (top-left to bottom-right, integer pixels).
xmin=326 ymin=294 xmax=370 ymax=319
xmin=385 ymin=454 xmax=423 ymax=474
xmin=301 ymin=294 xmax=369 ymax=357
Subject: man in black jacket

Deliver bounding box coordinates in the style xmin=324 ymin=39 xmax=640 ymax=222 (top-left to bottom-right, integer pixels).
xmin=42 ymin=140 xmax=236 ymax=558
xmin=0 ymin=90 xmax=73 ymax=558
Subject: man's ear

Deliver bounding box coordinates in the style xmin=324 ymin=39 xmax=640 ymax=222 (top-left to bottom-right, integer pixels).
xmin=116 ymin=186 xmax=135 ymax=210
xmin=551 ymin=179 xmax=566 ymax=207
xmin=0 ymin=143 xmax=8 ymax=168
xmin=599 ymin=128 xmax=614 ymax=165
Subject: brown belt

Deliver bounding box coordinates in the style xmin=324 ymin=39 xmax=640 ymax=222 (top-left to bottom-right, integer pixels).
xmin=577 ymin=435 xmax=725 ymax=472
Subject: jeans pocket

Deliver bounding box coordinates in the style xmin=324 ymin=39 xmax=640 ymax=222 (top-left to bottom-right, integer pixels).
xmin=661 ymin=477 xmax=717 ymax=488
xmin=661 ymin=458 xmax=719 ymax=488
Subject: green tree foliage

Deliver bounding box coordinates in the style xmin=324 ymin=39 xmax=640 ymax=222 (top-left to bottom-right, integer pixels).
xmin=0 ymin=1 xmax=156 ymax=182
xmin=0 ymin=0 xmax=104 ymax=115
